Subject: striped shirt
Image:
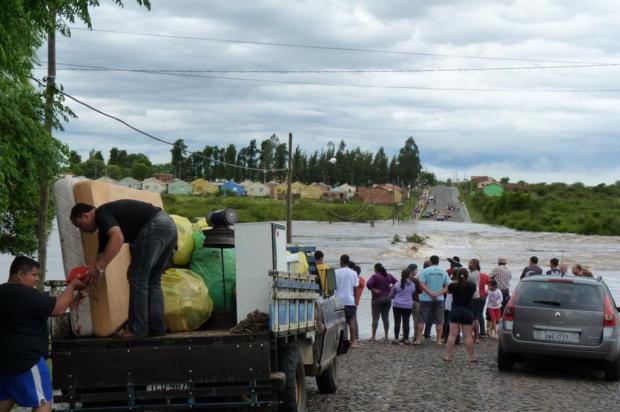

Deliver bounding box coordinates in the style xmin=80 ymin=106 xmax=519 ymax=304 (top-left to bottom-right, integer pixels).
xmin=490 ymin=265 xmax=512 ymax=290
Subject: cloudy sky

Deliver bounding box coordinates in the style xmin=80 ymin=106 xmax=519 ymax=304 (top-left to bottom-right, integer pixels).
xmin=36 ymin=0 xmax=620 ymax=184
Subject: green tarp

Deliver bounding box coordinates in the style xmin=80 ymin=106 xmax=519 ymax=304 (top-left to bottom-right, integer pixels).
xmin=190 ymin=232 xmax=236 ymax=312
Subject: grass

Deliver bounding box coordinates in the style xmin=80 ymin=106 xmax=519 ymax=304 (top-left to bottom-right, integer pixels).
xmin=459 ymin=182 xmax=620 ymax=235
xmin=162 ymin=194 xmax=406 ymax=223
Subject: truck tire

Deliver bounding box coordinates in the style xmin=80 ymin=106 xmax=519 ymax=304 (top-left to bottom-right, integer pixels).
xmin=497 ymin=345 xmax=514 ymax=372
xmin=604 ymin=356 xmax=620 ymax=381
xmin=279 ymin=346 xmax=307 ymax=412
xmin=315 ymin=357 xmax=338 ymax=394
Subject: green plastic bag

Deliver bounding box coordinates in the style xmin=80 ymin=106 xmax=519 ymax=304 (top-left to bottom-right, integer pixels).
xmin=162 ymin=268 xmax=213 ymax=332
xmin=190 ymin=232 xmax=236 ymax=312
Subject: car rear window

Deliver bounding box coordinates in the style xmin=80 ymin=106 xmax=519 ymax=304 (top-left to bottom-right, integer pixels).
xmin=516 ymin=282 xmax=604 ymax=312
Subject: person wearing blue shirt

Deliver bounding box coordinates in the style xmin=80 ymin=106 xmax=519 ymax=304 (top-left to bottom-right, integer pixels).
xmin=414 ymin=255 xmax=450 ymax=345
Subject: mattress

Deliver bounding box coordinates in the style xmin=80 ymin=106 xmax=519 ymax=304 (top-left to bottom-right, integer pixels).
xmin=73 ymin=180 xmax=164 ymax=337
xmin=53 ymin=176 xmax=88 ymax=277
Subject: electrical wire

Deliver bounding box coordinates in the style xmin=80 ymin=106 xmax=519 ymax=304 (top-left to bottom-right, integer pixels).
xmin=69 ymin=26 xmax=601 ymax=65
xmin=32 ymin=64 xmax=620 ymax=93
xmin=39 ymin=61 xmax=620 ymax=74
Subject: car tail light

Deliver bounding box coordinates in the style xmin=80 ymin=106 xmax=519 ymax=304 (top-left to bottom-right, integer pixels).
xmin=604 ymin=294 xmax=616 ymax=338
xmin=502 ymin=292 xmax=518 ymax=331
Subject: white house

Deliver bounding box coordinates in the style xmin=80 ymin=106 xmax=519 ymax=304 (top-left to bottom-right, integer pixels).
xmin=334 ymin=183 xmax=357 ymax=199
xmin=96 ymin=176 xmax=119 ymax=185
xmin=118 ymin=177 xmax=142 ymax=190
xmin=244 ymin=181 xmax=270 ymax=197
xmin=142 ymin=177 xmax=167 ymax=193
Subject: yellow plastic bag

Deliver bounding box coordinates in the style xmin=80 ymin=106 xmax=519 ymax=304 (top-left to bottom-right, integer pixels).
xmin=171 ymin=215 xmax=194 ymax=265
xmin=286 ymin=251 xmax=309 ymax=275
xmin=162 ymin=268 xmax=213 ymax=332
xmin=192 ymin=217 xmax=210 ymax=233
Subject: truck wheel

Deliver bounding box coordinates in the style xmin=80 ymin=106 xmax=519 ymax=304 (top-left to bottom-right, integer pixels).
xmin=315 ymin=357 xmax=338 ymax=394
xmin=279 ymin=346 xmax=307 ymax=412
xmin=604 ymin=356 xmax=620 ymax=381
xmin=497 ymin=345 xmax=514 ymax=372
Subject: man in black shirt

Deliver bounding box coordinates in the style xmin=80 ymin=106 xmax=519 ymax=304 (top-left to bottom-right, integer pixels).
xmin=0 ymin=256 xmax=85 ymax=411
xmin=70 ymin=199 xmax=177 ymax=338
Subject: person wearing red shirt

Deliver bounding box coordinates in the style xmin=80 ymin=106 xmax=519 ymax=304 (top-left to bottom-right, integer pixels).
xmin=351 ymin=264 xmax=365 ymax=341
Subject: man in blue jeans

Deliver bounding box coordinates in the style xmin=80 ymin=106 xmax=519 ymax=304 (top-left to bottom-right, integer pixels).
xmin=71 ymin=200 xmax=177 ymax=338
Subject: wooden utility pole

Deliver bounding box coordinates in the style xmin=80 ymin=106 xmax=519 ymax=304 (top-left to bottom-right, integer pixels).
xmin=37 ymin=10 xmax=56 ymax=289
xmin=286 ymin=133 xmax=293 ymax=243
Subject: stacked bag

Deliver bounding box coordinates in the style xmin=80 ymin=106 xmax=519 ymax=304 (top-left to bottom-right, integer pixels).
xmin=162 ymin=215 xmax=236 ymax=331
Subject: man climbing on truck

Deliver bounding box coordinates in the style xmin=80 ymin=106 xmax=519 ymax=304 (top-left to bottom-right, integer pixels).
xmin=70 ymin=200 xmax=177 ymax=339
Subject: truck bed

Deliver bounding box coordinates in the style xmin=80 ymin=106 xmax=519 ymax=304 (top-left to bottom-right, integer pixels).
xmin=52 ymin=330 xmax=277 ymax=411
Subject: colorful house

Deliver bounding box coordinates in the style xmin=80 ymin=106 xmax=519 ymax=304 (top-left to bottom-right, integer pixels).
xmin=118 ymin=177 xmax=142 ymax=190
xmin=310 ymin=182 xmax=331 ymax=193
xmin=142 ymin=177 xmax=167 ymax=193
xmin=153 ymin=173 xmax=174 ymax=183
xmin=275 ymin=181 xmax=321 ymax=199
xmin=357 ymin=184 xmax=403 ymax=204
xmin=219 ymin=181 xmax=246 ymax=196
xmin=167 ymin=178 xmax=192 ymax=195
xmin=482 ymin=182 xmax=504 ymax=197
xmin=191 ymin=178 xmax=219 ymax=195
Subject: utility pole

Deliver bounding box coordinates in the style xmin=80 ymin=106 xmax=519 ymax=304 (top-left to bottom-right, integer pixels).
xmin=286 ymin=133 xmax=293 ymax=243
xmin=37 ymin=8 xmax=56 ymax=289
xmin=370 ymin=185 xmax=374 ymax=227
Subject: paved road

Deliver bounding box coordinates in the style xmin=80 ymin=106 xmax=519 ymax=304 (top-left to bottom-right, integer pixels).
xmin=422 ymin=185 xmax=471 ymax=223
xmin=307 ymin=339 xmax=620 ymax=411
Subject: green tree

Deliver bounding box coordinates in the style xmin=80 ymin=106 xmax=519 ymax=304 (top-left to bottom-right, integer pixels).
xmin=372 ymin=147 xmax=389 ymax=183
xmin=106 ymin=164 xmax=124 ymax=180
xmin=397 ymin=137 xmax=421 ymax=186
xmin=224 ymin=144 xmax=237 ymax=181
xmin=131 ymin=162 xmax=151 ymax=180
xmin=171 ymin=139 xmax=187 ymax=178
xmin=68 ymin=150 xmax=81 ymax=164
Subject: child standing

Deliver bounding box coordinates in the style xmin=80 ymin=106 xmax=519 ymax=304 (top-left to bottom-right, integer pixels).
xmin=486 ymin=280 xmax=503 ymax=338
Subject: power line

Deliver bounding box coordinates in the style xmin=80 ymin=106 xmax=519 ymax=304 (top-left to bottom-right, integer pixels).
xmin=28 ymin=75 xmax=288 ymax=173
xmin=69 ymin=26 xmax=600 ymax=65
xmin=33 ymin=63 xmax=620 ymax=93
xmin=40 ymin=61 xmax=620 ymax=74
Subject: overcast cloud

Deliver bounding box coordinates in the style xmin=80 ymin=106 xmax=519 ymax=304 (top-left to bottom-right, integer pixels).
xmin=36 ymin=0 xmax=620 ymax=184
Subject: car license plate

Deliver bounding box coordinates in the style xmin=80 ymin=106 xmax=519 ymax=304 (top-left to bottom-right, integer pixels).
xmin=534 ymin=329 xmax=579 ymax=343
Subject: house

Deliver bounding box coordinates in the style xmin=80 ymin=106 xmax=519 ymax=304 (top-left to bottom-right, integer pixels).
xmin=142 ymin=177 xmax=167 ymax=193
xmin=321 ymin=191 xmax=347 ymax=202
xmin=243 ymin=181 xmax=270 ymax=197
xmin=265 ymin=180 xmax=280 ymax=198
xmin=357 ymin=184 xmax=403 ymax=204
xmin=310 ymin=182 xmax=331 ymax=193
xmin=191 ymin=178 xmax=219 ymax=195
xmin=334 ymin=183 xmax=357 ymax=199
xmin=482 ymin=182 xmax=504 ymax=197
xmin=153 ymin=173 xmax=174 ymax=183
xmin=219 ymin=181 xmax=246 ymax=196
xmin=167 ymin=178 xmax=192 ymax=195
xmin=96 ymin=176 xmax=118 ymax=185
xmin=118 ymin=177 xmax=142 ymax=190
xmin=470 ymin=176 xmax=497 ymax=190
xmin=275 ymin=182 xmax=321 ymax=200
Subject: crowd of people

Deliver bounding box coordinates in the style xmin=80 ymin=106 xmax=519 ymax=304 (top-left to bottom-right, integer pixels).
xmin=321 ymin=250 xmax=596 ymax=362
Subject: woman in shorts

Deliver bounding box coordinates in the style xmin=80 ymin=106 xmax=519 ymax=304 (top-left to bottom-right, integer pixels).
xmin=443 ymin=268 xmax=477 ymax=362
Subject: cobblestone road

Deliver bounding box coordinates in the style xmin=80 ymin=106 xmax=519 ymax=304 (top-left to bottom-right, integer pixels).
xmin=307 ymin=338 xmax=620 ymax=411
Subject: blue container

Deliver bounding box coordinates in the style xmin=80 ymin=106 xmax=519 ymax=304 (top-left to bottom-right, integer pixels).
xmin=298 ymin=302 xmax=306 ymax=323
xmin=289 ymin=301 xmax=297 ymax=325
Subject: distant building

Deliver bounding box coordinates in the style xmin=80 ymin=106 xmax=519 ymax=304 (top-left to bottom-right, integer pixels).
xmin=357 ymin=184 xmax=403 ymax=204
xmin=482 ymin=182 xmax=504 ymax=197
xmin=321 ymin=191 xmax=347 ymax=202
xmin=310 ymin=182 xmax=331 ymax=193
xmin=276 ymin=182 xmax=321 ymax=200
xmin=191 ymin=178 xmax=219 ymax=195
xmin=153 ymin=173 xmax=174 ymax=183
xmin=266 ymin=180 xmax=280 ymax=198
xmin=333 ymin=183 xmax=357 ymax=199
xmin=243 ymin=181 xmax=270 ymax=197
xmin=118 ymin=177 xmax=142 ymax=190
xmin=219 ymin=181 xmax=246 ymax=196
xmin=167 ymin=178 xmax=192 ymax=195
xmin=142 ymin=177 xmax=167 ymax=193
xmin=96 ymin=176 xmax=118 ymax=185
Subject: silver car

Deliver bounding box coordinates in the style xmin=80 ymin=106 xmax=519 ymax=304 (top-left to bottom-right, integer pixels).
xmin=498 ymin=275 xmax=620 ymax=380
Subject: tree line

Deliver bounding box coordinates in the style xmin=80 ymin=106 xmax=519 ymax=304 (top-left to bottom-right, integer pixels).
xmin=69 ymin=136 xmax=436 ymax=188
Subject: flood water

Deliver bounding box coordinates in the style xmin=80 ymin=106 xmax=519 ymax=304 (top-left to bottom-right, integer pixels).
xmin=2 ymin=219 xmax=620 ymax=339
